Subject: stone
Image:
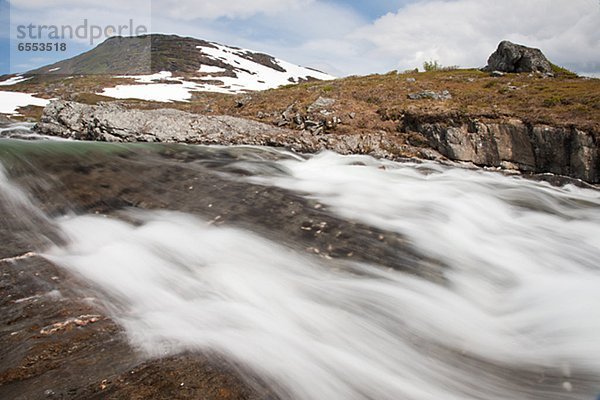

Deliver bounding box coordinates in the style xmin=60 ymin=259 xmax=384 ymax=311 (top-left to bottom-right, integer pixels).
xmin=308 ymin=97 xmax=336 ymax=113
xmin=281 ymin=103 xmax=296 ymax=121
xmin=34 ymin=101 xmax=295 ymax=145
xmin=33 ymin=100 xmax=599 ymax=183
xmin=403 ymin=115 xmax=598 ymax=183
xmin=490 ymin=71 xmax=505 ymax=77
xmin=408 ymin=90 xmax=452 ymax=101
xmin=484 ymin=41 xmax=553 ymax=74
xmin=235 ymin=95 xmax=252 ymax=108
xmin=304 ymin=120 xmax=319 ymax=129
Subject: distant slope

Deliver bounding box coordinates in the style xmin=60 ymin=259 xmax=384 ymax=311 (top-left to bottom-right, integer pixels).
xmin=25 ymin=34 xmax=335 ymax=96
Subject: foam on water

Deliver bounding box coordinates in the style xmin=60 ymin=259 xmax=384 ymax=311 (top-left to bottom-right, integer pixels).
xmin=2 ymin=150 xmax=599 ymax=399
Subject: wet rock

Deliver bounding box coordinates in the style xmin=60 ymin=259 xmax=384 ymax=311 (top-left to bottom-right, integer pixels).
xmin=484 ymin=41 xmax=553 ymax=74
xmin=39 ymin=315 xmax=103 ymax=335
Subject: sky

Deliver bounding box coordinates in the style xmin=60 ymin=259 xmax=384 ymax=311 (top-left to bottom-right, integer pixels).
xmin=1 ymin=0 xmax=600 ymax=77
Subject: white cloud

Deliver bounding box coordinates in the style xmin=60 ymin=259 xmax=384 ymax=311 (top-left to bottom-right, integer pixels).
xmin=167 ymin=0 xmax=600 ymax=76
xmin=6 ymin=0 xmax=600 ymax=77
xmin=161 ymin=0 xmax=316 ymax=20
xmin=9 ymin=0 xmax=146 ymax=8
xmin=9 ymin=1 xmax=152 ymax=47
xmin=8 ymin=0 xmax=314 ymax=20
xmin=353 ymin=0 xmax=600 ymax=73
xmin=150 ymin=0 xmax=368 ymax=76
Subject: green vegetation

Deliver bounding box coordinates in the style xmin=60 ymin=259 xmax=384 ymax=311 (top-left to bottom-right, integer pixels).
xmin=423 ymin=60 xmax=442 ymax=72
xmin=422 ymin=61 xmax=460 ymax=72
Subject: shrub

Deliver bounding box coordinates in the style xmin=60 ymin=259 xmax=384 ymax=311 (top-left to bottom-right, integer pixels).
xmin=423 ymin=60 xmax=442 ymax=72
xmin=423 ymin=61 xmax=460 ymax=72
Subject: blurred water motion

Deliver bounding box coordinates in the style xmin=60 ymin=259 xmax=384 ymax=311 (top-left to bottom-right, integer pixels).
xmin=1 ymin=138 xmax=599 ymax=400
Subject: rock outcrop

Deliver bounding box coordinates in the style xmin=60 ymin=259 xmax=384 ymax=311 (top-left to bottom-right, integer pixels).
xmin=403 ymin=114 xmax=598 ymax=183
xmin=33 ymin=100 xmax=410 ymax=158
xmin=35 ymin=101 xmax=599 ymax=183
xmin=484 ymin=41 xmax=553 ymax=74
xmin=35 ymin=100 xmax=304 ymax=145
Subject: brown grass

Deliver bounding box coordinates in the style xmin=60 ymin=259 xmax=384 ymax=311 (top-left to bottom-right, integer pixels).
xmin=3 ymin=69 xmax=600 ymax=133
xmin=183 ymin=69 xmax=600 ymax=132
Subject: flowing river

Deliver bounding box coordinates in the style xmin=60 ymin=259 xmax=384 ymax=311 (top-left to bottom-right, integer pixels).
xmin=1 ymin=124 xmax=599 ymax=399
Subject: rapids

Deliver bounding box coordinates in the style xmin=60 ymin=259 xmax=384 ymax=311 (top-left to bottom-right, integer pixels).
xmin=1 ymin=133 xmax=599 ymax=400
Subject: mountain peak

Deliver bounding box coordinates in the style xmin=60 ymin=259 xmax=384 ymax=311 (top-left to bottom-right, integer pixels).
xmin=26 ymin=34 xmax=334 ymax=97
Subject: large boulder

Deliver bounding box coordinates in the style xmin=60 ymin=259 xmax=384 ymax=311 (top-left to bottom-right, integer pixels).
xmin=484 ymin=41 xmax=553 ymax=74
xmin=34 ymin=100 xmax=298 ymax=144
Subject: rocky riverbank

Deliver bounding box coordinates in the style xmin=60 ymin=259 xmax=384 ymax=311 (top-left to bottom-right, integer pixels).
xmin=402 ymin=112 xmax=598 ymax=183
xmin=35 ymin=100 xmax=599 ymax=183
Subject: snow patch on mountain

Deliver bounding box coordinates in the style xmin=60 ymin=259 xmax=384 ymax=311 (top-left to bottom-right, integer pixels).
xmin=196 ymin=43 xmax=334 ymax=91
xmin=116 ymin=71 xmax=174 ymax=83
xmin=199 ymin=65 xmax=227 ymax=74
xmin=0 ymin=76 xmax=33 ymax=86
xmin=97 ymin=41 xmax=335 ymax=102
xmin=99 ymin=82 xmax=198 ymax=103
xmin=0 ymin=91 xmax=50 ymax=114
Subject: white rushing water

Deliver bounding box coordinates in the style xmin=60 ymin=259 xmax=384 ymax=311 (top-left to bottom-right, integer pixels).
xmin=0 ymin=122 xmax=70 ymax=140
xmin=4 ymin=150 xmax=595 ymax=399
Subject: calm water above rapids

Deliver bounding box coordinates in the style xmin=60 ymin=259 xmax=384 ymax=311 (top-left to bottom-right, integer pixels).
xmin=1 ymin=127 xmax=599 ymax=400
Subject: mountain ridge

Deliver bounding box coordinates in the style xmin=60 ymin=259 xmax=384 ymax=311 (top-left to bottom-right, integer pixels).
xmin=24 ymin=34 xmax=334 ymax=95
